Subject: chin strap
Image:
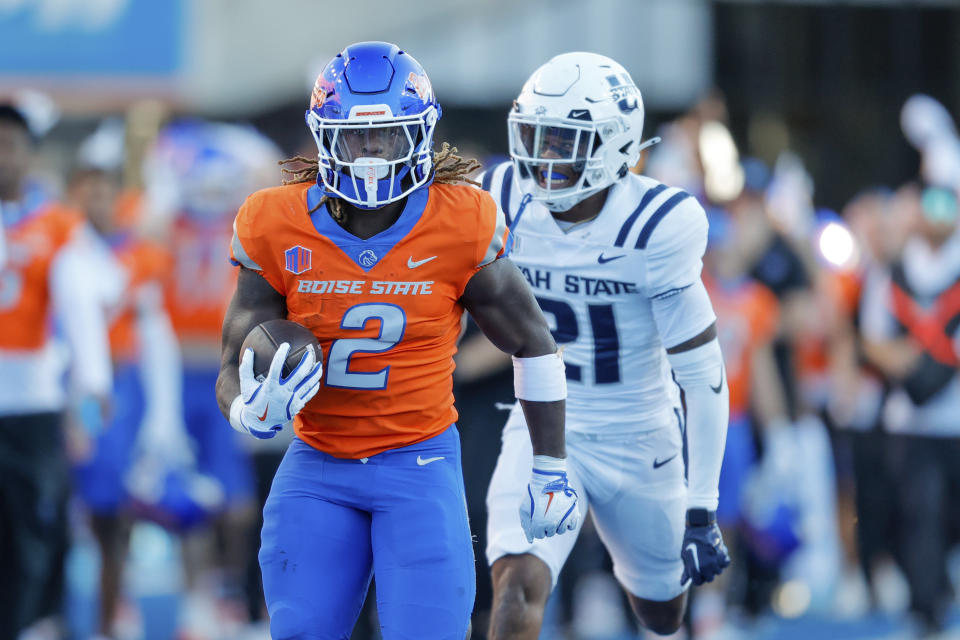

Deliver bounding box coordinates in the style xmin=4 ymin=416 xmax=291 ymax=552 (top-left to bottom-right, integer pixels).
xmin=636 ymin=135 xmax=662 ymax=154
xmin=503 ymin=193 xmax=532 ymax=255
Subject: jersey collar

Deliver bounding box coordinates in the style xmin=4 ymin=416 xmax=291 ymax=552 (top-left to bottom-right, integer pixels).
xmin=306 ymin=184 xmax=429 ymax=272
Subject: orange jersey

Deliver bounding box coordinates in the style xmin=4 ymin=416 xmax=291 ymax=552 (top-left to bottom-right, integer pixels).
xmin=231 ymin=182 xmax=507 ymax=458
xmin=0 ymin=203 xmax=83 ymax=349
xmin=795 ymin=268 xmax=861 ymax=380
xmin=165 ymin=217 xmax=237 ymax=343
xmin=108 ymin=236 xmax=172 ymax=361
xmin=113 ymin=189 xmax=144 ymax=231
xmin=704 ymin=273 xmax=779 ymax=415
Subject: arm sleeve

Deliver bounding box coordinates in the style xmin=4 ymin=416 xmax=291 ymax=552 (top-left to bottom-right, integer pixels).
xmin=668 ymin=340 xmax=728 ymax=511
xmin=645 ymin=199 xmax=726 ymax=511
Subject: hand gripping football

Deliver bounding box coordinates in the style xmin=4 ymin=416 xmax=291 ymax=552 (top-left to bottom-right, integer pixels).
xmin=240 ymin=319 xmax=321 ymax=381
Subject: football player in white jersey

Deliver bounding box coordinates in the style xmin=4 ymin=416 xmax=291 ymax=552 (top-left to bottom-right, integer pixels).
xmin=482 ymin=53 xmax=731 ymax=638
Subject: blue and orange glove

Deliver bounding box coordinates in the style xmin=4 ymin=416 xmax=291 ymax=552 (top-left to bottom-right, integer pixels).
xmin=519 ymin=455 xmax=581 ymax=543
xmin=680 ymin=508 xmax=731 ymax=586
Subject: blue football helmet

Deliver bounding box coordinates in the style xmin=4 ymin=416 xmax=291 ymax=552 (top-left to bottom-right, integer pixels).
xmin=306 ymin=42 xmax=441 ymax=209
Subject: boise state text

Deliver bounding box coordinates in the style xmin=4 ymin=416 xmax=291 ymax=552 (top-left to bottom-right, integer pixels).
xmin=518 ymin=267 xmax=638 ymax=296
xmin=296 ymin=279 xmax=434 ymax=295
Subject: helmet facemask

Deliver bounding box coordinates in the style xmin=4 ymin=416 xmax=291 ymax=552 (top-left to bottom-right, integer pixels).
xmin=509 ymin=113 xmax=624 ymax=212
xmin=307 ymin=105 xmax=438 ymax=210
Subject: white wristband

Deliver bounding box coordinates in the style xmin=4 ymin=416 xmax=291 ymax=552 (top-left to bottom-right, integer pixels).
xmin=513 ymin=351 xmax=567 ymax=402
xmin=532 ymin=454 xmax=567 ymax=472
xmin=229 ymin=394 xmax=246 ymax=434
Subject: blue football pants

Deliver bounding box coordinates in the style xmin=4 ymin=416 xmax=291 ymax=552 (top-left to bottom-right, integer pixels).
xmin=259 ymin=425 xmax=475 ymax=640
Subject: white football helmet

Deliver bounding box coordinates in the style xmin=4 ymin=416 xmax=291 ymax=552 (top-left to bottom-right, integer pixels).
xmin=508 ymin=52 xmax=658 ymax=212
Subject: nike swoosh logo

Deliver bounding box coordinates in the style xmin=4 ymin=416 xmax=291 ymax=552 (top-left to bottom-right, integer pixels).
xmin=258 ymin=404 xmax=269 ymax=422
xmin=710 ymin=368 xmax=724 ymax=394
xmin=544 ymin=491 xmax=555 ymax=515
xmin=416 ymin=455 xmax=445 ymax=466
xmin=407 ymin=255 xmax=437 ymax=268
xmin=685 ymin=542 xmax=700 ymax=573
xmin=653 ymin=454 xmax=677 ymax=469
xmin=597 ymin=253 xmax=626 ymax=264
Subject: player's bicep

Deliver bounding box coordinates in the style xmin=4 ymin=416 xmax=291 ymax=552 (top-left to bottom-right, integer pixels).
xmin=461 ymin=258 xmax=555 ymax=357
xmin=220 ymin=267 xmax=286 ymax=370
xmin=652 ymin=279 xmax=718 ymax=352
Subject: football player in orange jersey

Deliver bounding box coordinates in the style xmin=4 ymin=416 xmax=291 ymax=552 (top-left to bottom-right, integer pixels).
xmin=0 ymin=105 xmax=117 ymax=639
xmin=217 ymin=42 xmax=579 ymax=639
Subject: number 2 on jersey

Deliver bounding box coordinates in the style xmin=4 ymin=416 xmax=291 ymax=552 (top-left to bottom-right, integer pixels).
xmin=536 ymin=296 xmax=620 ymax=384
xmin=325 ymin=303 xmax=406 ymax=390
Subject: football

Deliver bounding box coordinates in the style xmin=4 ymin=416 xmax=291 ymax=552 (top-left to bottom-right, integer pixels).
xmin=240 ymin=319 xmax=321 ymax=381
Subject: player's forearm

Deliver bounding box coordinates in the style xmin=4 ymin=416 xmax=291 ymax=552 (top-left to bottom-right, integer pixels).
xmin=216 ymin=364 xmax=241 ymax=421
xmin=217 ymin=306 xmax=249 ymax=419
xmin=217 ymin=267 xmax=287 ymax=419
xmin=518 ymin=399 xmax=566 ymax=458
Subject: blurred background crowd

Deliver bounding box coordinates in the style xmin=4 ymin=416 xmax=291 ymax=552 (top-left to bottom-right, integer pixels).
xmin=2 ymin=1 xmax=960 ymax=639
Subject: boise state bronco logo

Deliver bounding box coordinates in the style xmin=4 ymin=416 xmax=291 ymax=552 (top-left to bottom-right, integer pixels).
xmin=358 ymin=249 xmax=379 ymax=268
xmin=285 ymin=246 xmax=312 ymax=275
xmin=407 ymin=72 xmax=432 ymax=102
xmin=310 ymin=75 xmax=327 ymax=110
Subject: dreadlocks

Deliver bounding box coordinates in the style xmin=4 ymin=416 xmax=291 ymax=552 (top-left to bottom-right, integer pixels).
xmin=278 ymin=142 xmax=482 ymax=222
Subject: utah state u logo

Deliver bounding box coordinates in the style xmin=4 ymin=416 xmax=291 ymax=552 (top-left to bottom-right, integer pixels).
xmin=605 ymin=73 xmax=639 ymax=114
xmin=284 ymin=246 xmax=312 ymax=275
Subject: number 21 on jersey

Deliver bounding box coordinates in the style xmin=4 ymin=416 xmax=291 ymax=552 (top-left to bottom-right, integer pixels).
xmin=536 ymin=295 xmax=620 ymax=384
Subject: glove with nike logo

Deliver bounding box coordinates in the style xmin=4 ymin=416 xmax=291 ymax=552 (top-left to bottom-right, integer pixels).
xmin=232 ymin=343 xmax=323 ymax=439
xmin=680 ymin=508 xmax=731 ymax=586
xmin=519 ymin=455 xmax=581 ymax=543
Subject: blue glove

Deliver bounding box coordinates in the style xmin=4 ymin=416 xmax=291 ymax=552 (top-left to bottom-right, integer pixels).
xmin=519 ymin=455 xmax=581 ymax=543
xmin=680 ymin=509 xmax=730 ymax=586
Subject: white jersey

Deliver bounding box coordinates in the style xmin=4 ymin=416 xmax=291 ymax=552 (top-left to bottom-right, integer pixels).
xmin=482 ymin=162 xmax=714 ymax=434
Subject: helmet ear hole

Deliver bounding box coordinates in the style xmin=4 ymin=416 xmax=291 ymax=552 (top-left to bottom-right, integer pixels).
xmin=619 ymin=141 xmax=633 ymax=154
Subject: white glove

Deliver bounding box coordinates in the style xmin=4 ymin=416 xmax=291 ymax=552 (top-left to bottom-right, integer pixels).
xmin=230 ymin=343 xmax=323 ymax=439
xmin=519 ymin=455 xmax=581 ymax=543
